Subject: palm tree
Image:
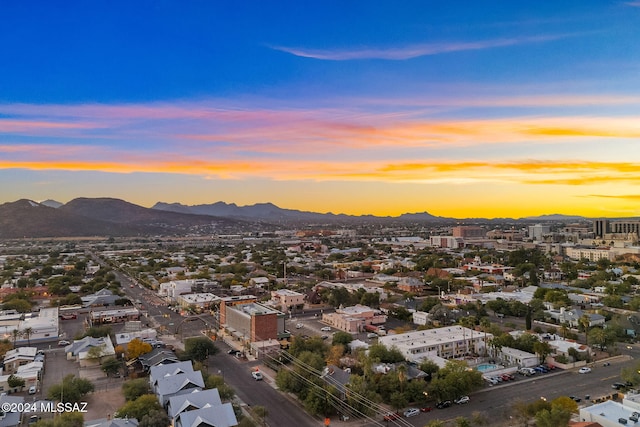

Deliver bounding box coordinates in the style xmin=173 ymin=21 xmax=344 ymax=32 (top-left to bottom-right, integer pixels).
xmin=579 ymin=315 xmax=591 ymax=346
xmin=22 ymin=327 xmax=33 ymax=347
xmin=480 ymin=318 xmax=491 ymax=357
xmin=11 ymin=329 xmax=20 ymax=347
xmin=397 ymin=364 xmax=407 ymax=393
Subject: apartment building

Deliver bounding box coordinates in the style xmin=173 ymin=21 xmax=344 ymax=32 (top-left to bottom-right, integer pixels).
xmin=378 ymin=326 xmax=492 ymax=363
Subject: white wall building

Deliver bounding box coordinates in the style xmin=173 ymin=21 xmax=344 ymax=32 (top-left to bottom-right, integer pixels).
xmin=498 ymin=346 xmax=539 ymax=368
xmin=159 ymin=280 xmax=194 ymax=301
xmin=378 ymin=326 xmax=492 ymax=363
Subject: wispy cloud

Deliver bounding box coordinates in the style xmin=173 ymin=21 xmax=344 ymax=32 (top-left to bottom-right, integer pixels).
xmin=269 ymin=34 xmax=569 ymax=61
xmin=625 ymin=1 xmax=640 ymax=7
xmin=587 ymin=194 xmax=640 ymax=200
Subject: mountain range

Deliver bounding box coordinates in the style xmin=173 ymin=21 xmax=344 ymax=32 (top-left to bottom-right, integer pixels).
xmin=0 ymin=197 xmax=590 ymax=239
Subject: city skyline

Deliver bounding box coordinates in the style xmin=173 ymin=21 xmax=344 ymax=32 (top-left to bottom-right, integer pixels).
xmin=2 ymin=2 xmax=640 ymax=219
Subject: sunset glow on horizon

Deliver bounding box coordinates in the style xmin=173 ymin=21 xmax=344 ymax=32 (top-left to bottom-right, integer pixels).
xmin=2 ymin=2 xmax=640 ymax=219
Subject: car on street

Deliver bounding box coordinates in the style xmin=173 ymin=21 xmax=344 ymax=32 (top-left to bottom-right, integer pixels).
xmin=295 ymin=323 xmax=303 ymax=329
xmin=321 ymin=335 xmax=329 ymax=340
xmin=59 ymin=313 xmax=77 ymax=320
xmin=28 ymin=386 xmax=36 ymax=395
xmin=578 ymin=367 xmax=592 ymax=374
xmin=383 ymin=412 xmax=400 ymax=421
xmin=436 ymin=400 xmax=452 ymax=409
xmin=420 ymin=407 xmax=433 ymax=412
xmin=569 ymin=396 xmax=581 ymax=402
xmin=320 ymin=326 xmax=331 ymax=331
xmin=403 ymin=408 xmax=419 ymax=418
xmin=251 ymin=371 xmax=263 ymax=381
xmin=454 ymin=396 xmax=470 ymax=405
xmin=57 ymin=340 xmax=70 ymax=346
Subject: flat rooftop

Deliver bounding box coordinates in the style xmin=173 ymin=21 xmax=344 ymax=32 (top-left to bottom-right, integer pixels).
xmin=379 ymin=326 xmax=489 ymax=348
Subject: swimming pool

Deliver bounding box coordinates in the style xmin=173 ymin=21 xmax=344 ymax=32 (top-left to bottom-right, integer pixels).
xmin=476 ymin=363 xmax=502 ymax=373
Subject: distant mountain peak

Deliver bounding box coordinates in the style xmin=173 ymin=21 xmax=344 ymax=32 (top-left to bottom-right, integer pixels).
xmin=40 ymin=199 xmax=63 ymax=208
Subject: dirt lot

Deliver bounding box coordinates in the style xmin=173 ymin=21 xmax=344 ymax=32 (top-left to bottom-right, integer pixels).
xmin=84 ymin=387 xmax=126 ymax=422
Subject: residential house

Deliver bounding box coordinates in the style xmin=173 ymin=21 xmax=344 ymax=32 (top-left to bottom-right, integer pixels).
xmin=320 ymin=365 xmax=351 ymax=400
xmin=149 ymin=361 xmax=195 ymax=394
xmin=3 ymin=347 xmax=37 ymax=374
xmin=64 ymin=335 xmax=115 ymax=367
xmin=167 ymin=388 xmax=237 ymax=426
xmin=545 ymin=308 xmax=605 ymax=328
xmin=155 ymin=370 xmax=205 ymax=407
xmin=175 ymin=406 xmax=238 ymax=427
xmin=0 ymin=395 xmax=24 ymax=427
xmin=137 ymin=348 xmax=180 ymax=373
xmin=397 ymin=277 xmax=425 ymax=293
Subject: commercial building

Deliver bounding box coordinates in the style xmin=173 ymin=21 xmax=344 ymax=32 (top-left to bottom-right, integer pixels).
xmin=579 ymin=391 xmax=640 ymax=427
xmin=321 ymin=305 xmax=387 ymax=333
xmin=452 ymin=226 xmax=486 ymax=239
xmin=270 ymin=289 xmax=305 ymax=310
xmin=378 ymin=326 xmax=492 ymax=363
xmin=176 ymin=293 xmax=220 ymax=312
xmin=220 ymin=296 xmax=288 ymax=344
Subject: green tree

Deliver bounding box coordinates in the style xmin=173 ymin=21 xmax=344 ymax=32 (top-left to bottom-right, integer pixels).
xmin=122 ymin=378 xmax=150 ymax=401
xmin=138 ymin=409 xmax=171 ymax=427
xmin=7 ymin=374 xmax=25 ymax=389
xmin=33 ymin=412 xmax=84 ymax=427
xmin=252 ymin=405 xmax=269 ymax=427
xmin=535 ymin=406 xmax=571 ymax=427
xmin=101 ymin=357 xmax=121 ymax=377
xmin=87 ymin=345 xmax=105 ymax=364
xmin=332 ymin=331 xmax=353 ymax=346
xmin=533 ymin=341 xmax=552 ymax=364
xmin=47 ymin=375 xmax=94 ymax=403
xmin=455 ymin=417 xmax=471 ymax=427
xmin=184 ymin=336 xmax=217 ymax=362
xmin=116 ymin=394 xmax=163 ymax=421
xmin=204 ymin=374 xmax=235 ymax=400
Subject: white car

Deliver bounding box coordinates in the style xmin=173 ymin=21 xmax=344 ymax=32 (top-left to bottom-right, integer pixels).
xmin=403 ymin=408 xmax=419 ymax=418
xmin=320 ymin=326 xmax=331 ymax=332
xmin=252 ymin=371 xmax=263 ymax=381
xmin=454 ymin=396 xmax=470 ymax=404
xmin=295 ymin=323 xmax=303 ymax=329
xmin=57 ymin=340 xmax=70 ymax=346
xmin=578 ymin=367 xmax=592 ymax=374
xmin=28 ymin=386 xmax=36 ymax=395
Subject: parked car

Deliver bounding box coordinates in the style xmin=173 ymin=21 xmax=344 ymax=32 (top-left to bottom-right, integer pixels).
xmin=57 ymin=340 xmax=70 ymax=346
xmin=569 ymin=396 xmax=581 ymax=402
xmin=383 ymin=412 xmax=400 ymax=421
xmin=436 ymin=400 xmax=452 ymax=409
xmin=295 ymin=323 xmax=303 ymax=329
xmin=403 ymin=408 xmax=420 ymax=418
xmin=454 ymin=396 xmax=470 ymax=405
xmin=320 ymin=326 xmax=331 ymax=332
xmin=578 ymin=367 xmax=592 ymax=374
xmin=251 ymin=371 xmax=263 ymax=381
xmin=28 ymin=386 xmax=36 ymax=395
xmin=420 ymin=407 xmax=433 ymax=412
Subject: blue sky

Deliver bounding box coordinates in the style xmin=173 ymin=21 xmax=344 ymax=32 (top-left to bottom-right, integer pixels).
xmin=1 ymin=1 xmax=640 ymax=218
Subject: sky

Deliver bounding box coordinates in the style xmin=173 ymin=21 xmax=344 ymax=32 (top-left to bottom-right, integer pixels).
xmin=2 ymin=1 xmax=640 ymax=219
